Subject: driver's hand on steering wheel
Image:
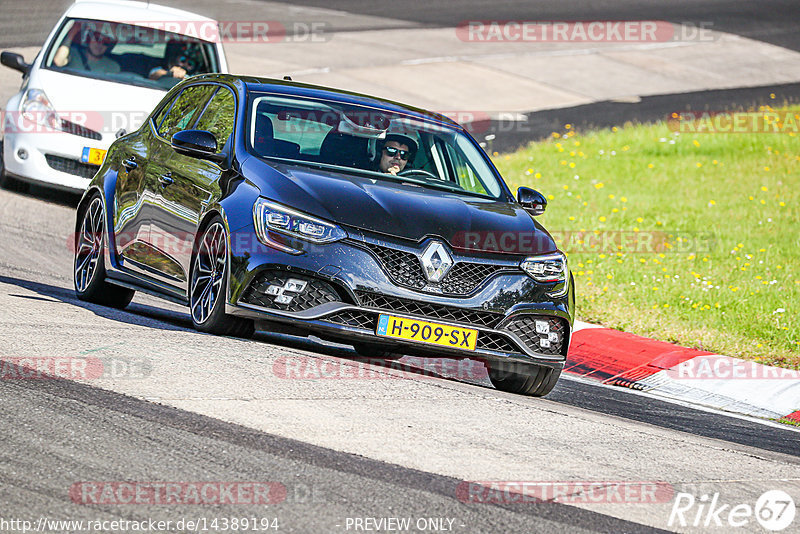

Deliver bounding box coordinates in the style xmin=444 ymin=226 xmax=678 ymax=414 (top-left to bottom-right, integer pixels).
xmin=168 ymin=65 xmax=187 ymax=79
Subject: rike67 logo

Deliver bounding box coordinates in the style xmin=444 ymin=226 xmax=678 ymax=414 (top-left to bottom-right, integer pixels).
xmin=669 ymin=490 xmax=796 ymax=531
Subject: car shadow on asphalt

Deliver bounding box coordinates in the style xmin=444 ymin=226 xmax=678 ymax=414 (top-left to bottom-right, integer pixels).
xmin=0 ymin=274 xmax=493 ymax=389
xmin=0 ymin=274 xmax=192 ymax=332
xmin=0 ymin=181 xmax=83 ymax=208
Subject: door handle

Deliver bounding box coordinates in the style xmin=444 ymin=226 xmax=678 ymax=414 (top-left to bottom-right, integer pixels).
xmin=122 ymin=157 xmax=137 ymax=171
xmin=158 ymin=172 xmax=174 ymax=186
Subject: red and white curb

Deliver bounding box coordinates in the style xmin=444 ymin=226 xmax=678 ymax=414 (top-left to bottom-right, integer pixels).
xmin=568 ymin=321 xmax=800 ymax=421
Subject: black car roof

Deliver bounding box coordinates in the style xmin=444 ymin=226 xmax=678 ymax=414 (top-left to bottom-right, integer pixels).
xmin=189 ymin=73 xmax=463 ymax=130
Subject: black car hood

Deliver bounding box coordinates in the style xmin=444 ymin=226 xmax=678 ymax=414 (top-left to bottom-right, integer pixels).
xmin=242 ymin=157 xmax=557 ymax=255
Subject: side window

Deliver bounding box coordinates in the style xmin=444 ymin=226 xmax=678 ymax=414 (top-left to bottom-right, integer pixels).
xmin=194 ymin=87 xmax=236 ymax=151
xmin=443 ymin=143 xmax=490 ymax=196
xmin=158 ymin=84 xmax=216 ymax=139
xmin=152 ymin=93 xmax=178 ymax=132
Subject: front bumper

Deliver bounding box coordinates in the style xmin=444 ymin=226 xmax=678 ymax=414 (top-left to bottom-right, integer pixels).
xmin=225 ymin=228 xmax=573 ymax=368
xmin=3 ymin=128 xmax=109 ymax=192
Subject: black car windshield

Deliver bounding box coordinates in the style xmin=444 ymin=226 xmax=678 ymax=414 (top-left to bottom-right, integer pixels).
xmin=43 ymin=18 xmax=220 ymax=90
xmin=246 ymin=94 xmax=506 ymax=199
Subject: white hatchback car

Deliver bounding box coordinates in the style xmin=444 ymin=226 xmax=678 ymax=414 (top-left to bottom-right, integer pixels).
xmin=1 ymin=0 xmax=228 ymax=192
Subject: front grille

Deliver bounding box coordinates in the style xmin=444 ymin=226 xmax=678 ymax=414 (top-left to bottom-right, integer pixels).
xmin=477 ymin=332 xmax=518 ymax=353
xmin=503 ymin=316 xmax=567 ymax=355
xmin=240 ymin=271 xmax=340 ymax=312
xmin=61 ymin=118 xmax=102 ymax=140
xmin=356 ymin=291 xmax=504 ymax=328
xmin=326 ymin=310 xmax=377 ymax=330
xmin=360 ymin=241 xmax=517 ymax=296
xmin=44 ymin=154 xmax=99 ymax=179
xmin=440 ymin=262 xmax=506 ymax=294
xmin=363 ymin=243 xmax=426 ymax=290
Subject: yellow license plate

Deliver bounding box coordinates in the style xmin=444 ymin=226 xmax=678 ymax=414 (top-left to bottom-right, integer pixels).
xmin=81 ymin=147 xmax=107 ymax=166
xmin=376 ymin=314 xmax=478 ymax=351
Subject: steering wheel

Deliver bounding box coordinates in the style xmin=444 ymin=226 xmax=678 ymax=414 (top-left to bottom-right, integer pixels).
xmin=398 ymin=168 xmax=440 ymax=180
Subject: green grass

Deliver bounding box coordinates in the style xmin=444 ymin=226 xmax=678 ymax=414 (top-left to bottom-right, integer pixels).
xmin=778 ymin=414 xmax=800 ymax=428
xmin=491 ymin=105 xmax=800 ymax=369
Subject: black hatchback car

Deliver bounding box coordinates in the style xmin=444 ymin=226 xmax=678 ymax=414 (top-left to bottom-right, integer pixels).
xmin=74 ymin=74 xmax=574 ymax=396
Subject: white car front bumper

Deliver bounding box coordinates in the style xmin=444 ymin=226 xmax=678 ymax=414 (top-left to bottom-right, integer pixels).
xmin=3 ymin=125 xmax=112 ymax=192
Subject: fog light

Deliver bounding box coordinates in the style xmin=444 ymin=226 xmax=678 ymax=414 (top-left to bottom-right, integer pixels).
xmin=284 ymin=280 xmax=307 ymax=293
xmin=17 ymin=148 xmax=28 ymax=160
xmin=535 ymin=320 xmax=549 ymax=334
xmin=274 ymin=294 xmax=294 ymax=304
xmin=265 ymin=278 xmax=308 ymax=305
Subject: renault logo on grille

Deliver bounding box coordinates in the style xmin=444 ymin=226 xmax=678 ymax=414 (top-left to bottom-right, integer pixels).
xmin=419 ymin=241 xmax=453 ymax=283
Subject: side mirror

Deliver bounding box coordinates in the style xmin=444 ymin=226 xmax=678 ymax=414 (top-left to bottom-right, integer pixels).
xmin=1 ymin=51 xmax=31 ymax=76
xmin=171 ymin=129 xmax=223 ymax=163
xmin=517 ymin=186 xmax=547 ymax=216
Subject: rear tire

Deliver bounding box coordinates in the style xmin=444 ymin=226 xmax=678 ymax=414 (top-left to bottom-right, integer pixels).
xmin=189 ymin=216 xmax=254 ymax=338
xmin=488 ymin=361 xmax=561 ymax=397
xmin=74 ymin=194 xmax=135 ymax=308
xmin=352 ymin=342 xmax=404 ymax=360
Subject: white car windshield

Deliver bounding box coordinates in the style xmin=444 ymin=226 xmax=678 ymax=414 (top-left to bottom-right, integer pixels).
xmin=44 ymin=18 xmax=220 ymax=90
xmin=247 ymin=94 xmax=506 ymax=200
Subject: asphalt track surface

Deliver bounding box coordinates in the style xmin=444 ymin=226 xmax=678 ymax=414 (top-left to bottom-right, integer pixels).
xmin=4 ymin=0 xmax=800 ymax=51
xmin=1 ymin=170 xmax=799 ymax=533
xmin=298 ymin=0 xmax=800 ymax=50
xmin=4 ymin=264 xmax=800 ymax=459
xmin=2 ymin=2 xmax=800 ymax=532
xmin=3 ymin=368 xmax=663 ymax=534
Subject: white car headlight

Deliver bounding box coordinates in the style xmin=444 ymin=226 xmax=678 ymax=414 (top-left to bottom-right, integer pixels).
xmin=20 ymin=88 xmax=60 ymax=130
xmin=520 ymin=252 xmax=568 ymax=283
xmin=253 ymin=198 xmax=347 ymax=253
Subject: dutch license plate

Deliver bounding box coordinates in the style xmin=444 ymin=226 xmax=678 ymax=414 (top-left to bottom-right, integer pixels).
xmin=81 ymin=147 xmax=107 ymax=166
xmin=376 ymin=314 xmax=478 ymax=351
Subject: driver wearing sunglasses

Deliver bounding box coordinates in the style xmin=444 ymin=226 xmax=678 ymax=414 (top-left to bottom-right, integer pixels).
xmin=149 ymin=49 xmax=196 ymax=81
xmin=377 ymin=134 xmax=417 ymax=175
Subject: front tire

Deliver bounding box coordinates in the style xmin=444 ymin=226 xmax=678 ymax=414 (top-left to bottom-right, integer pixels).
xmin=488 ymin=361 xmax=561 ymax=397
xmin=74 ymin=194 xmax=134 ymax=308
xmin=189 ymin=217 xmax=254 ymax=338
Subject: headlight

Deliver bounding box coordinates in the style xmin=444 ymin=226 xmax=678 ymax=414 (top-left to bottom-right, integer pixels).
xmin=253 ymin=198 xmax=347 ymax=254
xmin=20 ymin=88 xmax=60 ymax=130
xmin=520 ymin=252 xmax=568 ymax=283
